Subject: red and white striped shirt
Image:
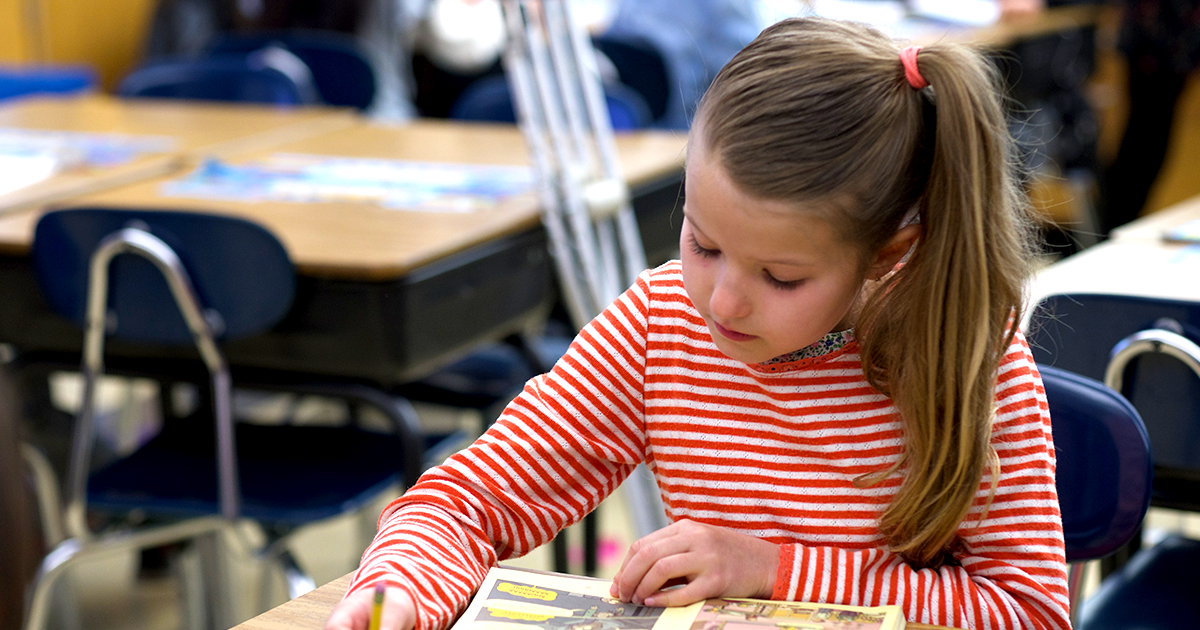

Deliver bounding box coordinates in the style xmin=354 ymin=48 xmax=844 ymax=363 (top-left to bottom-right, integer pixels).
xmin=348 ymin=262 xmax=1069 ymax=630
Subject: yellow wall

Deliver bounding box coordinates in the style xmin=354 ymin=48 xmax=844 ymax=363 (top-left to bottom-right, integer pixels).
xmin=0 ymin=0 xmax=158 ymax=90
xmin=0 ymin=0 xmax=35 ymax=61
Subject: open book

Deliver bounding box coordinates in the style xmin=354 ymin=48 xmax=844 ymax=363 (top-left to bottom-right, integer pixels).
xmin=450 ymin=566 xmax=906 ymax=630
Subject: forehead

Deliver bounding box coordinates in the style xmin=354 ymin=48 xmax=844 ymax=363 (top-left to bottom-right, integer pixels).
xmin=684 ymin=148 xmax=862 ymax=267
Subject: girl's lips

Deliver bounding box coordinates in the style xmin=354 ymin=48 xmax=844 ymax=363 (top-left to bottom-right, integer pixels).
xmin=713 ymin=320 xmax=756 ymax=342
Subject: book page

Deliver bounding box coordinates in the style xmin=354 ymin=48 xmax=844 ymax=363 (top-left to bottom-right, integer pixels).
xmin=450 ymin=567 xmax=701 ymax=630
xmin=692 ymin=599 xmax=904 ymax=630
xmin=451 ymin=568 xmax=903 ymax=630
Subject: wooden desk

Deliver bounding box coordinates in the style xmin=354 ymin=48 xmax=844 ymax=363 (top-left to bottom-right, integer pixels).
xmin=231 ymin=573 xmax=958 ymax=630
xmin=0 ymin=118 xmax=686 ymax=280
xmin=0 ymin=94 xmax=355 ymax=215
xmin=0 ymin=118 xmax=686 ymax=384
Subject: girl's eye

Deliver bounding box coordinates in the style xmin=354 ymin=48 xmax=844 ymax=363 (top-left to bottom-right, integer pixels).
xmin=765 ymin=273 xmax=804 ymax=290
xmin=688 ymin=235 xmax=719 ymax=258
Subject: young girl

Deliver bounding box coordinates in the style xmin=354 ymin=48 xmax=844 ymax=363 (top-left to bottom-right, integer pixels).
xmin=326 ymin=17 xmax=1068 ymax=630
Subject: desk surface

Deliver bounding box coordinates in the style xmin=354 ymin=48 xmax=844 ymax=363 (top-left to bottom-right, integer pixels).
xmin=0 ymin=94 xmax=355 ymax=214
xmin=230 ymin=573 xmax=958 ymax=630
xmin=0 ymin=118 xmax=687 ymax=280
xmin=1109 ymin=194 xmax=1200 ymax=243
xmin=1024 ymin=194 xmax=1200 ymax=332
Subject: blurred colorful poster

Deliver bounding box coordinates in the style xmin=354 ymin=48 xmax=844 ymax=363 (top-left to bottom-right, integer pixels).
xmin=163 ymin=153 xmax=535 ymax=212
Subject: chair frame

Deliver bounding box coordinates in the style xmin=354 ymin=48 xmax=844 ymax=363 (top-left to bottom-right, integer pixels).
xmin=28 ymin=225 xmax=239 ymax=630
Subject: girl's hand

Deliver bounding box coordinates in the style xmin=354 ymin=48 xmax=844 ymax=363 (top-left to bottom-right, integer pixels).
xmin=324 ymin=584 xmax=417 ymax=630
xmin=609 ymin=519 xmax=781 ymax=607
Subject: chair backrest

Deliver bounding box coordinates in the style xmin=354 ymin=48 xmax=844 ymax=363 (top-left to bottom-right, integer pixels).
xmin=591 ymin=34 xmax=669 ymax=124
xmin=117 ymin=52 xmax=318 ymax=106
xmin=0 ymin=66 xmax=97 ymax=102
xmin=32 ymin=208 xmax=295 ymax=346
xmin=1039 ymin=364 xmax=1153 ymax=562
xmin=207 ymin=30 xmax=376 ymax=110
xmin=449 ymin=73 xmax=651 ymax=131
xmin=1029 ymin=294 xmax=1200 ymax=509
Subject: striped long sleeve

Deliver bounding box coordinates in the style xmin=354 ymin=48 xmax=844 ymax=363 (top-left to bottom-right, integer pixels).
xmin=347 ymin=262 xmax=1069 ymax=630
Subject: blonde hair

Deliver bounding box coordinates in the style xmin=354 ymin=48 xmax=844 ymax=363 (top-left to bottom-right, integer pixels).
xmin=696 ymin=18 xmax=1036 ymax=568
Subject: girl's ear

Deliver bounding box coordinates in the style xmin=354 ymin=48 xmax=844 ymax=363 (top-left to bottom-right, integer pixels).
xmin=867 ymin=224 xmax=922 ymax=280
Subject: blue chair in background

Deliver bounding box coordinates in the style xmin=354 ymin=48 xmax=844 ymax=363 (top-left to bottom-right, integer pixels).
xmin=1030 ymin=297 xmax=1200 ymax=629
xmin=1038 ymin=364 xmax=1153 ymax=622
xmin=449 ymin=73 xmax=652 ymax=131
xmin=206 ymin=30 xmax=376 ymax=110
xmin=591 ymin=34 xmax=670 ymax=127
xmin=117 ymin=48 xmax=320 ymax=106
xmin=0 ymin=66 xmax=97 ymax=102
xmin=1029 ymin=295 xmax=1200 ymax=511
xmin=1072 ymin=324 xmax=1200 ymax=630
xmin=22 ymin=208 xmax=441 ymax=630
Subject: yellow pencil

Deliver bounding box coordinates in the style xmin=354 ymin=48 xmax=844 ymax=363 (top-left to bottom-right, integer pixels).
xmin=369 ymin=582 xmax=385 ymax=630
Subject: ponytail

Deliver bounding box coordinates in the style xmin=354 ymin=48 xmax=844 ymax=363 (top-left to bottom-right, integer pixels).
xmin=856 ymin=44 xmax=1034 ymax=567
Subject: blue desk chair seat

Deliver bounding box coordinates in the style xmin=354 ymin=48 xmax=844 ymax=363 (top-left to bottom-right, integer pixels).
xmin=22 ymin=208 xmax=441 ymax=630
xmin=117 ymin=50 xmax=320 ymax=106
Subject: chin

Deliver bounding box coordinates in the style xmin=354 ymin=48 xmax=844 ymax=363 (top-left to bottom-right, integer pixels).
xmin=710 ymin=334 xmax=770 ymax=365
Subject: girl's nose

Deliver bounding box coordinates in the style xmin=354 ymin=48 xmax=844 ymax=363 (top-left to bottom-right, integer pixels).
xmin=709 ymin=269 xmax=752 ymax=321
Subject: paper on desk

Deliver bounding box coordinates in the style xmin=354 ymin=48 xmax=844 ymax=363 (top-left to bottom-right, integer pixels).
xmin=0 ymin=149 xmax=61 ymax=197
xmin=0 ymin=128 xmax=176 ymax=168
xmin=0 ymin=127 xmax=175 ymax=198
xmin=162 ymin=154 xmax=535 ymax=212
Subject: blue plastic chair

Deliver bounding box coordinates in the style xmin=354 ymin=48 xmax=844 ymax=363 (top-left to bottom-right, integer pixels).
xmin=23 ymin=208 xmax=436 ymax=630
xmin=449 ymin=74 xmax=652 ymax=131
xmin=1029 ymin=295 xmax=1200 ymax=511
xmin=206 ymin=30 xmax=376 ymax=110
xmin=591 ymin=34 xmax=670 ymax=125
xmin=1038 ymin=364 xmax=1153 ymax=623
xmin=1078 ymin=533 xmax=1200 ymax=630
xmin=117 ymin=50 xmax=319 ymax=106
xmin=0 ymin=66 xmax=97 ymax=102
xmin=1031 ymin=296 xmax=1200 ymax=629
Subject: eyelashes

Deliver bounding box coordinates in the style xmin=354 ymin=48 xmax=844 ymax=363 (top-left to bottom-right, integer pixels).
xmin=687 ymin=234 xmax=805 ymax=290
xmin=687 ymin=234 xmax=718 ymax=258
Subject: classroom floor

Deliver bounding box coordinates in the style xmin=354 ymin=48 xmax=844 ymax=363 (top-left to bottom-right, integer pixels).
xmin=36 ymin=395 xmax=1200 ymax=630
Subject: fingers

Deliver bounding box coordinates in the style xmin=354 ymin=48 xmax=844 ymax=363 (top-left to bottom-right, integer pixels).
xmin=324 ymin=585 xmax=417 ymax=630
xmin=611 ymin=521 xmax=706 ymax=605
xmin=325 ymin=590 xmax=374 ymax=630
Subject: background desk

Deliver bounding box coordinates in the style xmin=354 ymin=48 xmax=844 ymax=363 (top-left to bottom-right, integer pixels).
xmin=0 ymin=117 xmax=687 ymax=386
xmin=230 ymin=573 xmax=960 ymax=630
xmin=1027 ymin=194 xmax=1200 ymax=315
xmin=0 ymin=94 xmax=354 ymax=215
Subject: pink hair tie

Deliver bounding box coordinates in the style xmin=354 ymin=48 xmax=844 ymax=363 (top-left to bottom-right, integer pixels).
xmin=900 ymin=46 xmax=929 ymax=89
